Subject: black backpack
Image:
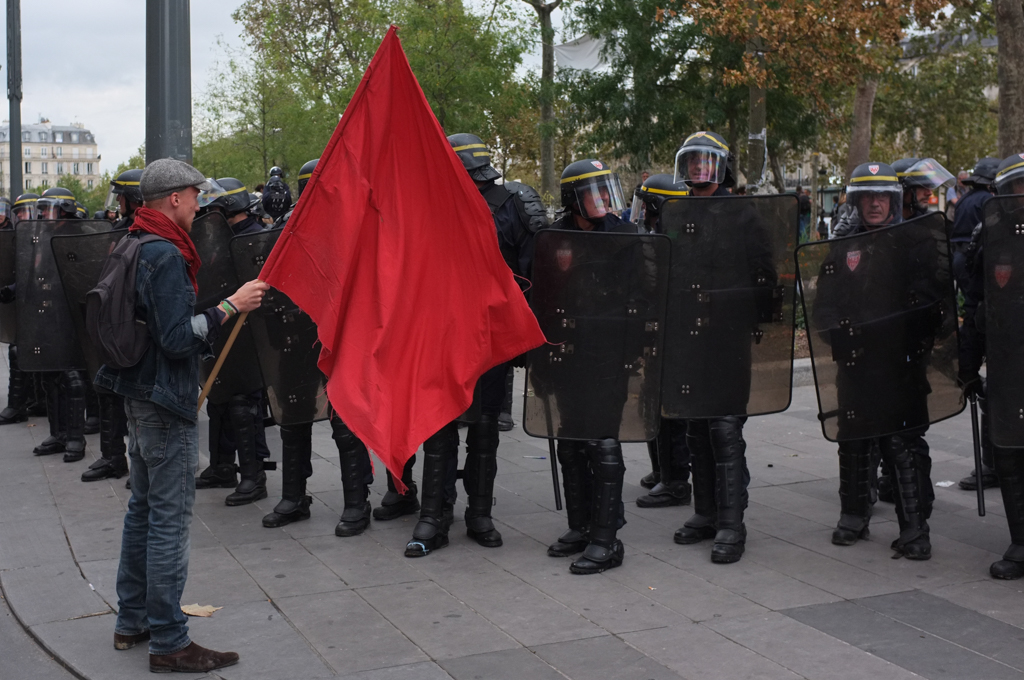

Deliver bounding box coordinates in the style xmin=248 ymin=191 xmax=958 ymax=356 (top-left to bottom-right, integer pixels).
xmin=85 ymin=233 xmax=166 ymax=370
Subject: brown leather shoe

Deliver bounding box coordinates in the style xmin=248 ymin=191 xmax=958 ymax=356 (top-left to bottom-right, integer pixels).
xmin=114 ymin=630 xmax=150 ymax=650
xmin=149 ymin=642 xmax=239 ymax=673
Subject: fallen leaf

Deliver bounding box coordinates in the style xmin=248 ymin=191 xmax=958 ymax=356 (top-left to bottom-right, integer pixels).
xmin=181 ymin=604 xmax=222 ymax=617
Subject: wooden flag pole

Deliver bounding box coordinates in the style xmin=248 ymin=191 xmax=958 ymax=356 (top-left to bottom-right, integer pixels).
xmin=197 ymin=311 xmax=249 ymax=415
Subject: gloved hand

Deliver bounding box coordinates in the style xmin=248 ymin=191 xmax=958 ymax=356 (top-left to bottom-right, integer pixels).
xmin=958 ymin=371 xmax=984 ymax=400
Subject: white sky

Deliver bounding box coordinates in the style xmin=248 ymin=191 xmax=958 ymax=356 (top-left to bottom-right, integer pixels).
xmin=0 ymin=0 xmax=564 ymax=174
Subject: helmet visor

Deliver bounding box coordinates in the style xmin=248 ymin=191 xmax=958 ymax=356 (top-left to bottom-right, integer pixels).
xmin=37 ymin=199 xmax=64 ymax=220
xmin=996 ymin=159 xmax=1024 ymax=196
xmin=845 ymin=185 xmax=903 ymax=228
xmin=197 ymin=179 xmax=229 ymax=208
xmin=674 ymin=146 xmax=728 ymax=186
xmin=12 ymin=201 xmax=35 ymax=224
xmin=573 ymin=174 xmax=625 ymax=219
xmin=903 ymin=158 xmax=955 ymax=190
xmin=629 ymin=189 xmax=646 ymax=226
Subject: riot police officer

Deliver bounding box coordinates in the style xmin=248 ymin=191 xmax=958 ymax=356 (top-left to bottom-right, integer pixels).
xmin=542 ymin=157 xmax=635 ymax=574
xmin=402 ymin=135 xmax=545 ymax=559
xmin=31 ymin=188 xmax=88 ymax=462
xmin=261 ymin=166 xmax=292 ymax=221
xmin=628 ymin=174 xmax=693 ymax=509
xmin=812 ymin=162 xmax=936 ymax=559
xmin=107 ymin=168 xmax=144 ymax=230
xmin=194 ymin=179 xmax=273 ymax=505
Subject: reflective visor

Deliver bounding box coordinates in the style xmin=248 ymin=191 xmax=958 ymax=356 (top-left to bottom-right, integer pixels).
xmin=845 ymin=185 xmax=903 ymax=229
xmin=630 ymin=189 xmax=646 ymax=225
xmin=996 ymin=159 xmax=1024 ymax=196
xmin=901 ymin=158 xmax=955 ymax=190
xmin=573 ymin=174 xmax=625 ymax=219
xmin=12 ymin=201 xmax=35 ymax=224
xmin=674 ymin=147 xmax=728 ymax=187
xmin=197 ymin=179 xmax=229 ymax=208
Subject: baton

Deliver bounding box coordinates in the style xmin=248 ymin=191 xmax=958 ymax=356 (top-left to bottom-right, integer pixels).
xmin=197 ymin=311 xmax=249 ymax=415
xmin=968 ymin=394 xmax=986 ymax=517
xmin=540 ymin=386 xmax=563 ymax=511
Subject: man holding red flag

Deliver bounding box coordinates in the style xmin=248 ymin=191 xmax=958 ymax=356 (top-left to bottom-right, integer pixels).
xmin=258 ymin=26 xmax=545 ymax=552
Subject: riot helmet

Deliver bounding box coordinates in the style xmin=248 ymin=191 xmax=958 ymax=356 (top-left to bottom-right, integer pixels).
xmin=630 ymin=173 xmax=688 ymax=230
xmin=559 ymin=159 xmax=626 ymax=220
xmin=966 ymin=157 xmax=1000 ymax=188
xmin=269 ymin=166 xmax=283 ymax=178
xmin=674 ymin=131 xmax=732 ymax=189
xmin=447 ymin=133 xmax=501 ymax=183
xmin=12 ymin=193 xmax=39 ymax=224
xmin=893 ymin=157 xmax=953 ymax=215
xmin=0 ymin=197 xmax=10 ymax=227
xmin=845 ymin=162 xmax=902 ymax=229
xmin=106 ymin=168 xmax=144 ymax=216
xmin=995 ymin=153 xmax=1024 ymax=196
xmin=297 ymin=159 xmax=319 ymax=198
xmin=36 ymin=187 xmax=78 ymax=220
xmin=204 ymin=177 xmax=258 ymax=216
xmin=261 ymin=173 xmax=292 ymax=220
xmin=75 ymin=202 xmax=88 ymax=219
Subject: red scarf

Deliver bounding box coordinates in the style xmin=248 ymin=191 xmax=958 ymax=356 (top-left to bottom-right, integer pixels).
xmin=130 ymin=207 xmax=201 ymax=293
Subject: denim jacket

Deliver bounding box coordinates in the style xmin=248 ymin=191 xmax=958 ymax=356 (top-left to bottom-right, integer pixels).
xmin=95 ymin=236 xmax=221 ymax=421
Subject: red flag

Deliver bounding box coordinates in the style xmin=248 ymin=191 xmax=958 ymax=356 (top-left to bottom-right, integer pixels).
xmin=259 ymin=26 xmax=545 ymax=491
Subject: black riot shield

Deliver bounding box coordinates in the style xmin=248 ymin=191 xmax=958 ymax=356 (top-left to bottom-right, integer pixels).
xmin=229 ymin=228 xmax=328 ymax=425
xmin=982 ymin=196 xmax=1024 ymax=447
xmin=16 ymin=220 xmax=113 ymax=372
xmin=658 ymin=195 xmax=797 ymax=419
xmin=51 ymin=230 xmax=126 ymax=379
xmin=0 ymin=229 xmax=15 ymax=343
xmin=189 ymin=213 xmax=265 ymax=404
xmin=797 ymin=211 xmax=962 ymax=442
xmin=523 ymin=230 xmax=671 ymax=442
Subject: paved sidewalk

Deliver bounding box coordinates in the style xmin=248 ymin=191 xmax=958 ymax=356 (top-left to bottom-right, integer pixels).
xmin=1 ymin=362 xmax=1023 ymax=679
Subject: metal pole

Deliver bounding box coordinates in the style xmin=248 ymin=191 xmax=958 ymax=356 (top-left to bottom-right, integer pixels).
xmin=7 ymin=0 xmax=22 ymax=197
xmin=969 ymin=395 xmax=986 ymax=517
xmin=146 ymin=0 xmax=192 ymax=164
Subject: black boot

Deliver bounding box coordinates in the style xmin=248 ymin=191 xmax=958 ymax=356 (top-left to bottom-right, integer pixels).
xmin=373 ymin=456 xmax=419 ymax=521
xmin=991 ymin=447 xmax=1024 ymax=579
xmin=882 ymin=434 xmax=931 ymax=560
xmin=63 ymin=371 xmax=87 ymax=463
xmin=570 ymin=439 xmax=625 ymax=574
xmin=0 ymin=345 xmax=28 ymax=425
xmin=406 ymin=422 xmax=457 ymax=557
xmin=548 ymin=440 xmax=592 ymax=557
xmin=640 ymin=438 xmax=661 ymax=490
xmin=833 ymin=440 xmax=872 ymax=545
xmin=709 ymin=417 xmax=748 ymax=564
xmin=675 ymin=420 xmax=718 ymax=544
xmin=264 ymin=423 xmax=314 ymax=528
xmin=196 ymin=402 xmax=237 ymax=489
xmin=463 ymin=415 xmax=503 ymax=547
xmin=332 ymin=417 xmax=372 ymax=537
xmin=637 ymin=419 xmax=691 ymax=508
xmin=34 ymin=374 xmax=65 ymax=455
xmin=82 ymin=394 xmax=129 ymax=482
xmin=84 ymin=383 xmax=100 ymax=435
xmin=225 ymin=396 xmax=267 ymax=506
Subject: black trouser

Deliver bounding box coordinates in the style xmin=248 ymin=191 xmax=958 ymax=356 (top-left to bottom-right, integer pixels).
xmin=686 ymin=417 xmax=748 ymax=530
xmin=651 ymin=417 xmax=691 ymax=484
xmin=98 ymin=391 xmax=127 ymax=461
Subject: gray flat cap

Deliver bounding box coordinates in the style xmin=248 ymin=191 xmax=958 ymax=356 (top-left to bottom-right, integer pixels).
xmin=140 ymin=158 xmax=212 ymax=202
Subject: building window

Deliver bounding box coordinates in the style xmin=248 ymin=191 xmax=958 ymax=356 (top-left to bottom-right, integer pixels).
xmin=21 ymin=132 xmax=30 ymax=142
xmin=39 ymin=132 xmax=48 ymax=142
xmin=72 ymin=163 xmax=80 ymax=175
xmin=70 ymin=132 xmax=79 ymax=143
xmin=86 ymin=162 xmax=94 ymax=174
xmin=40 ymin=146 xmax=48 ymax=157
xmin=41 ymin=179 xmax=49 ymax=189
xmin=72 ymin=148 xmax=79 ymax=159
xmin=56 ymin=162 xmax=64 ymax=174
xmin=41 ymin=162 xmax=48 ymax=174
xmin=24 ymin=161 xmax=31 ymax=174
xmin=56 ymin=147 xmax=62 ymax=158
xmin=23 ymin=147 xmax=30 ymax=158
xmin=24 ymin=179 xmax=31 ymax=190
xmin=54 ymin=132 xmax=63 ymax=143
xmin=87 ymin=179 xmax=93 ymax=189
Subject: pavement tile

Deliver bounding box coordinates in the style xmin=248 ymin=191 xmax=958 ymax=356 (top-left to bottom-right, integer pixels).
xmin=0 ymin=517 xmax=71 ymax=570
xmin=228 ymin=538 xmax=349 ymax=599
xmin=784 ymin=600 xmax=1023 ymax=679
xmin=2 ymin=560 xmax=111 ymax=626
xmin=301 ymin=533 xmax=424 ymax=588
xmin=0 ymin=478 xmax=59 ymax=520
xmin=620 ymin=622 xmax=802 ymax=680
xmin=337 ymin=661 xmax=454 ymax=680
xmin=440 ymin=648 xmax=563 ymax=680
xmin=708 ymin=611 xmax=927 ymax=680
xmin=179 ymin=546 xmax=266 ymax=607
xmin=31 ymin=613 xmax=213 ymax=680
xmin=530 ymin=635 xmax=682 ymax=680
xmin=78 ymin=558 xmax=119 ymax=611
xmin=357 ymin=580 xmax=519 ymax=660
xmin=927 ymin=579 xmax=1024 ymax=630
xmin=274 ymin=589 xmax=428 ymax=675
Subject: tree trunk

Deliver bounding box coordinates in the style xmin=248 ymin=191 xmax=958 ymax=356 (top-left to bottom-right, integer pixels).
xmin=524 ymin=0 xmax=561 ymax=202
xmin=996 ymin=0 xmax=1024 ymax=156
xmin=745 ymin=6 xmax=766 ymax=193
xmin=845 ymin=78 xmax=878 ymax=181
xmin=810 ymin=150 xmax=820 ymax=238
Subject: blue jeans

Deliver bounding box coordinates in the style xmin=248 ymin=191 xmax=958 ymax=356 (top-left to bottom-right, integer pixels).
xmin=115 ymin=398 xmax=198 ymax=655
